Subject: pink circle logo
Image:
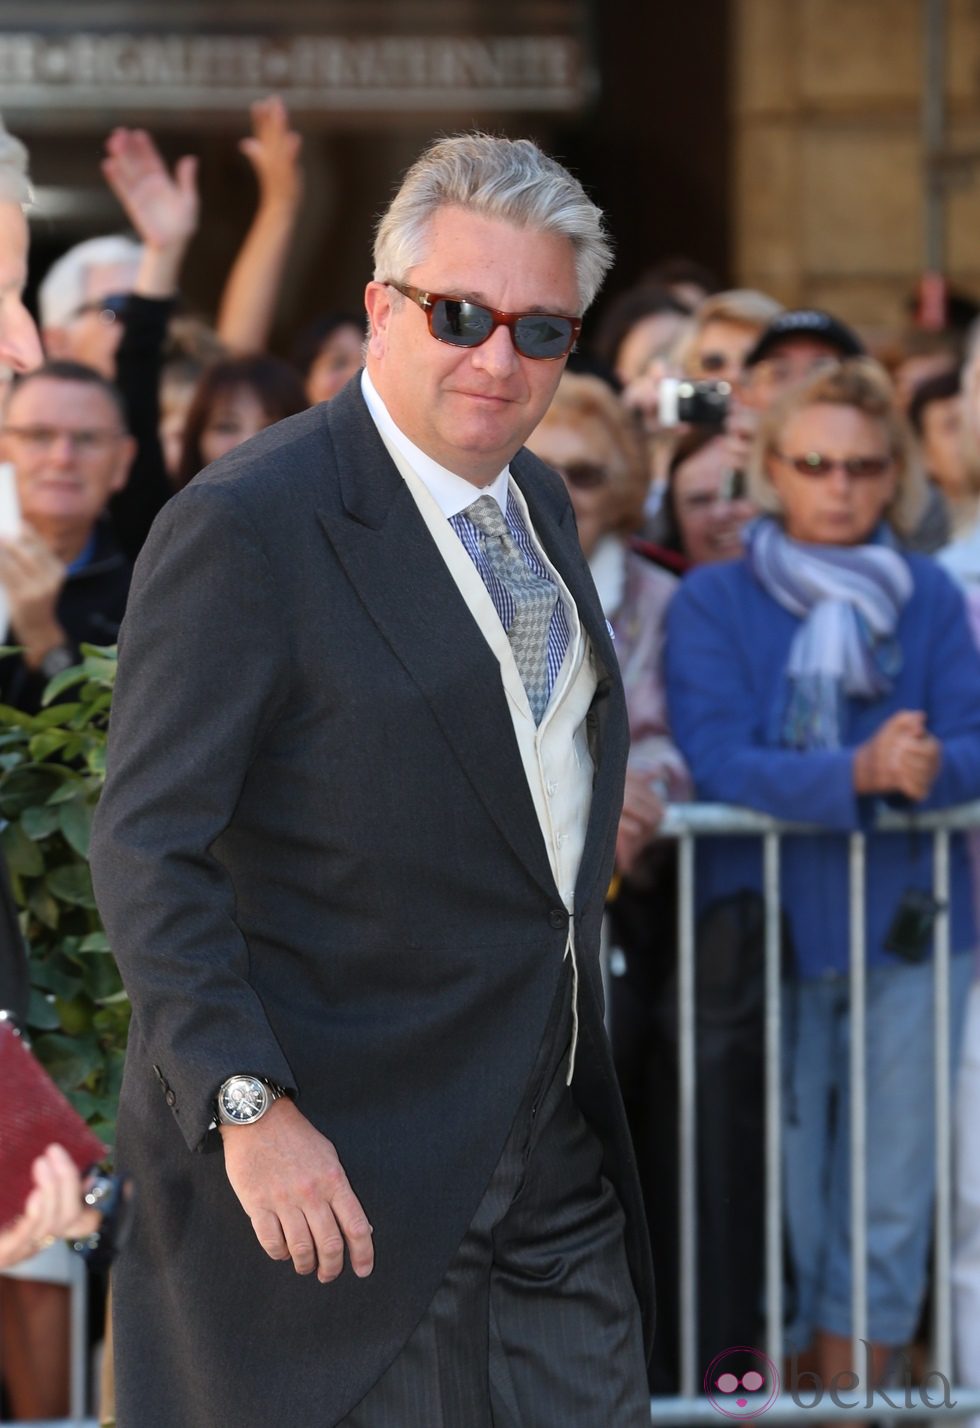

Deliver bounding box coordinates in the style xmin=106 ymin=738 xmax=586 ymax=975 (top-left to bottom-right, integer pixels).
xmin=705 ymin=1347 xmax=780 ymax=1418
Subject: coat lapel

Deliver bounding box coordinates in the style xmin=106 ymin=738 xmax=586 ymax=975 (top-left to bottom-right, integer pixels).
xmin=316 ymin=387 xmax=560 ymax=904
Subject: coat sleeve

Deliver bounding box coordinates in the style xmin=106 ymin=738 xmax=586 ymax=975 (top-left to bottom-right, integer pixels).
xmin=664 ymin=568 xmax=860 ymax=830
xmin=916 ymin=566 xmax=980 ymax=809
xmin=89 ymin=480 xmax=297 ymax=1150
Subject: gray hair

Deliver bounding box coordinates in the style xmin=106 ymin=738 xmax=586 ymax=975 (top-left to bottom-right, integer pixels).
xmin=373 ymin=132 xmax=613 ymax=314
xmin=0 ymin=115 xmax=30 ymax=205
xmin=38 ymin=234 xmax=142 ymax=330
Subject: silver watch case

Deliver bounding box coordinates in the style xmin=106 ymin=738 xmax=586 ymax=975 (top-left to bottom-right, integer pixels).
xmin=216 ymin=1074 xmax=284 ymax=1126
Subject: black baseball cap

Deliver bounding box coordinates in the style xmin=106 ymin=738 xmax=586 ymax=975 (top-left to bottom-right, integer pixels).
xmin=744 ymin=309 xmax=865 ymax=368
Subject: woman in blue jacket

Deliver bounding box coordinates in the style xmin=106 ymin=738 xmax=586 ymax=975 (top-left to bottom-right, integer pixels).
xmin=665 ymin=359 xmax=980 ymax=1389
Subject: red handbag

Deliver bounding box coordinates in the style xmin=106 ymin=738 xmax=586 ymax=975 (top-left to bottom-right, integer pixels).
xmin=0 ymin=1016 xmax=106 ymax=1231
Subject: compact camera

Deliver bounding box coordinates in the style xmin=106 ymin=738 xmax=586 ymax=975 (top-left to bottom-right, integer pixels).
xmin=658 ymin=377 xmax=731 ymax=427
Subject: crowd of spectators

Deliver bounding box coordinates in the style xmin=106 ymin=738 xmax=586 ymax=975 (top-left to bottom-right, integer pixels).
xmin=6 ymin=98 xmax=980 ymax=1419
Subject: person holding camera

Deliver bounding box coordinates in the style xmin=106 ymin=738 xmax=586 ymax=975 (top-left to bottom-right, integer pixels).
xmin=665 ymin=357 xmax=980 ymax=1390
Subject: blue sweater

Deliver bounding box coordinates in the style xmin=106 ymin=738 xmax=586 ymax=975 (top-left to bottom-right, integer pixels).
xmin=665 ymin=553 xmax=980 ymax=978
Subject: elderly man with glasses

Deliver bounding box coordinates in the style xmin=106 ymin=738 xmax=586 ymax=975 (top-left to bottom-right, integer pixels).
xmin=0 ymin=360 xmax=136 ymax=711
xmin=90 ymin=132 xmax=655 ymax=1427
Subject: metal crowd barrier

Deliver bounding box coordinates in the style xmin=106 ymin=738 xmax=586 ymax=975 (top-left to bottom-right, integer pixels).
xmin=628 ymin=800 xmax=980 ymax=1424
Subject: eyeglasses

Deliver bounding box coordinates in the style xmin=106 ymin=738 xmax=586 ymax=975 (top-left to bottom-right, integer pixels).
xmin=387 ymin=282 xmax=582 ymax=360
xmin=557 ymin=462 xmax=607 ymax=490
xmin=773 ymin=450 xmax=893 ymax=479
xmin=69 ymin=293 xmax=129 ymax=326
xmin=3 ymin=425 xmax=124 ymax=455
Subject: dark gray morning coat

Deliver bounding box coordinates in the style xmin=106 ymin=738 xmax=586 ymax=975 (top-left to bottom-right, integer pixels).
xmin=89 ymin=379 xmax=655 ymax=1428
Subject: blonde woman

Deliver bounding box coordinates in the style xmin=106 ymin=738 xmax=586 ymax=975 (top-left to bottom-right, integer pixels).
xmin=666 ymin=358 xmax=980 ymax=1390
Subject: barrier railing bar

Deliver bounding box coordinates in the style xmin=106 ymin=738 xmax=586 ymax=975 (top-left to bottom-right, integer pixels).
xmin=850 ymin=831 xmax=869 ymax=1365
xmin=678 ymin=831 xmax=698 ymax=1399
xmin=933 ymin=827 xmax=953 ymax=1379
xmin=659 ymin=800 xmax=980 ymax=838
xmin=649 ymin=1389 xmax=980 ymax=1425
xmin=764 ymin=831 xmax=784 ymax=1367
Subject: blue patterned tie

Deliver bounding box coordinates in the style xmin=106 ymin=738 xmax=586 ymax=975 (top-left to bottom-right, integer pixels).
xmin=464 ymin=495 xmax=558 ymax=724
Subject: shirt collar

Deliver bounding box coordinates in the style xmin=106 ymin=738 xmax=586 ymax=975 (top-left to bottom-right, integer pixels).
xmin=361 ymin=368 xmax=510 ymax=518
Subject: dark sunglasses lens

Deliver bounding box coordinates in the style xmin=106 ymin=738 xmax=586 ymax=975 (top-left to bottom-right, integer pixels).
xmin=432 ymin=298 xmax=493 ymax=347
xmin=563 ymin=463 xmax=606 ymax=489
xmin=793 ymin=454 xmax=833 ymax=476
xmin=514 ymin=314 xmax=575 ymax=358
xmin=847 ymin=456 xmax=891 ymax=478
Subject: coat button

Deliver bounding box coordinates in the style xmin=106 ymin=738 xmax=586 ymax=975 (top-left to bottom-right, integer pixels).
xmin=549 ymin=908 xmax=568 ymax=929
xmin=165 ymin=1089 xmax=177 ymax=1107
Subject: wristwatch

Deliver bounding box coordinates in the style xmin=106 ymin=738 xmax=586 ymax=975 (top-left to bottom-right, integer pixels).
xmin=215 ymin=1075 xmax=286 ymax=1126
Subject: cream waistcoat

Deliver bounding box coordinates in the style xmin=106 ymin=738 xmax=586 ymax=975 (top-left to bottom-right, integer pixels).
xmin=369 ymin=425 xmax=598 ymax=1077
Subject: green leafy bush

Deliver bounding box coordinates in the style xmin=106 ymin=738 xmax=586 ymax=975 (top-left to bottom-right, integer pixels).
xmin=0 ymin=645 xmax=124 ymax=1146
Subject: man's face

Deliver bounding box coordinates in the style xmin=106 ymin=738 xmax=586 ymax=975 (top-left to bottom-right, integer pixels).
xmin=45 ymin=259 xmax=139 ymax=378
xmin=364 ymin=205 xmax=581 ymax=485
xmin=738 ymin=336 xmax=842 ymax=409
xmin=0 ymin=377 xmax=134 ymax=537
xmin=0 ymin=201 xmax=43 ymax=377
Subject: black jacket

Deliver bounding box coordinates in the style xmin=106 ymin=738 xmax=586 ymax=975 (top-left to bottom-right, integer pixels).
xmin=90 ymin=379 xmax=654 ymax=1427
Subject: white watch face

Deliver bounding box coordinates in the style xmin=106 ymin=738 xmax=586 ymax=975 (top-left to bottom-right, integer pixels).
xmin=220 ymin=1077 xmax=268 ymax=1123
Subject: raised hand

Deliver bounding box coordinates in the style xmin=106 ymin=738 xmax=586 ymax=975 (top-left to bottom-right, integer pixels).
xmin=221 ymin=1097 xmax=374 ymax=1284
xmin=238 ymin=95 xmax=304 ymax=214
xmin=101 ymin=128 xmax=199 ymax=257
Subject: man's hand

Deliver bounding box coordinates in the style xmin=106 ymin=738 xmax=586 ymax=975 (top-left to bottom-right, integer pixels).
xmin=220 ymin=1097 xmax=374 ymax=1283
xmin=615 ymin=769 xmax=666 ymax=877
xmin=853 ymin=710 xmax=942 ymax=802
xmin=0 ymin=526 xmax=68 ymax=665
xmin=238 ymin=96 xmax=304 ymax=215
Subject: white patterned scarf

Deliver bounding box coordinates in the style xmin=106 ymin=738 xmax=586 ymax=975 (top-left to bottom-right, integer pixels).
xmin=744 ymin=517 xmax=913 ymax=749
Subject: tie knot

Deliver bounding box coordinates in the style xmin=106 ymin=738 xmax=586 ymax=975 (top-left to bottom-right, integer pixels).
xmin=464 ymin=493 xmax=508 ymax=541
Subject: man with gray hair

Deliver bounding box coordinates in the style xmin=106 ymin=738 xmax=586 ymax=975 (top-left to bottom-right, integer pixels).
xmin=0 ymin=118 xmax=43 ymax=377
xmin=91 ymin=131 xmax=654 ymax=1426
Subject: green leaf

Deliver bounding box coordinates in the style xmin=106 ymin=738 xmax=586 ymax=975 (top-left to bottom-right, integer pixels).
xmin=1 ymin=820 xmax=44 ymax=875
xmin=54 ymin=996 xmax=92 ymax=1035
xmin=46 ymin=862 xmax=96 ymax=908
xmin=58 ymin=797 xmax=92 ymax=857
xmin=30 ymin=962 xmax=84 ymax=1000
xmin=79 ymin=931 xmax=109 ymax=954
xmin=85 ymin=745 xmax=107 ymax=776
xmin=28 ymin=730 xmax=71 ymax=761
xmin=28 ymin=879 xmax=60 ymax=930
xmin=22 ymin=803 xmax=61 ymax=840
xmin=32 ymin=703 xmax=82 ymax=729
xmin=45 ymin=778 xmax=85 ymax=806
xmin=0 ymin=766 xmax=63 ymax=815
xmin=40 ymin=665 xmax=87 ymax=706
xmin=81 ymin=953 xmax=122 ymax=1003
xmin=26 ymin=986 xmax=62 ymax=1030
xmin=33 ymin=1031 xmax=100 ymax=1090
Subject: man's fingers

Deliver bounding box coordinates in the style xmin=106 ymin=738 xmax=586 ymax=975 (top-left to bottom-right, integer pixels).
xmin=278 ymin=1206 xmax=318 ymax=1276
xmin=250 ymin=1208 xmax=289 ymax=1262
xmin=303 ymin=1202 xmax=347 ymax=1284
xmin=328 ymin=1181 xmax=374 ymax=1279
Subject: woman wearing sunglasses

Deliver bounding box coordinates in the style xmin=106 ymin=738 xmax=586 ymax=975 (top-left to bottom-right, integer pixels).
xmin=665 ymin=359 xmax=980 ymax=1391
